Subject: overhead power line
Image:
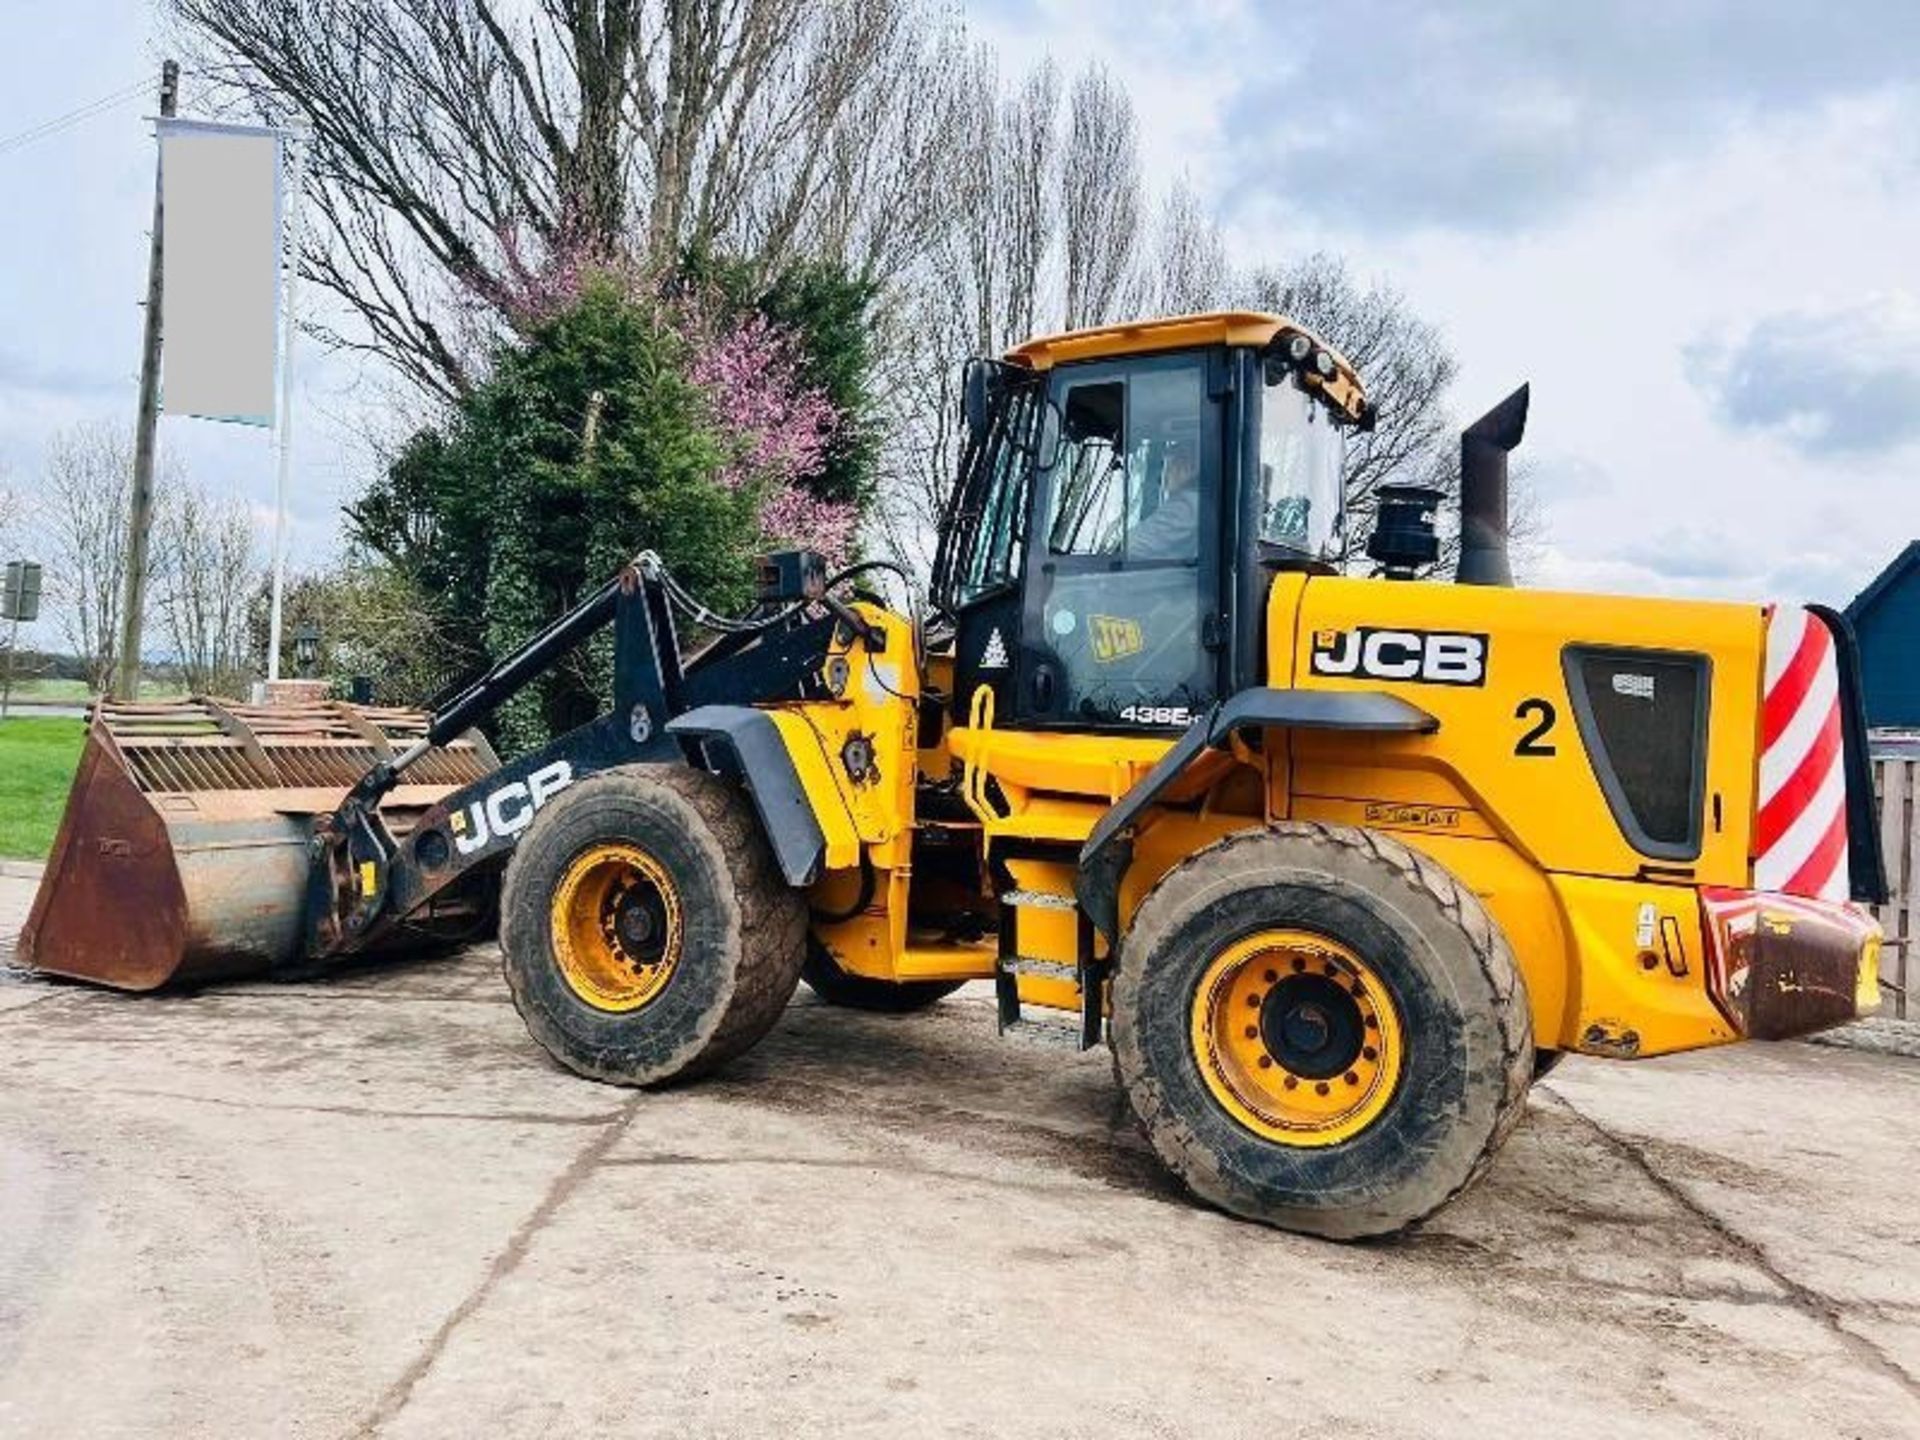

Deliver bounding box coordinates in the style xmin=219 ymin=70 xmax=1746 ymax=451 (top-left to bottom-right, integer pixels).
xmin=0 ymin=76 xmax=157 ymax=158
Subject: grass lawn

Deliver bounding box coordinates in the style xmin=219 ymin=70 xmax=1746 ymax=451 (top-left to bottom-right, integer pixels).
xmin=4 ymin=678 xmax=95 ymax=704
xmin=4 ymin=678 xmax=188 ymax=704
xmin=0 ymin=716 xmax=86 ymax=860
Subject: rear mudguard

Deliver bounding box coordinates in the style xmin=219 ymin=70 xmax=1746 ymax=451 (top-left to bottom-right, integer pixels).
xmin=1075 ymin=687 xmax=1439 ymax=942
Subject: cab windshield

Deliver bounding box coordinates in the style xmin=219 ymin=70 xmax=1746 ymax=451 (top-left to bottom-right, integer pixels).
xmin=1257 ymin=369 xmax=1348 ymax=564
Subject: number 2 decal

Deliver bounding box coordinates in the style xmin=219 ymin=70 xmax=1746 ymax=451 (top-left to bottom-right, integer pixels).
xmin=1514 ymin=698 xmax=1558 ymax=756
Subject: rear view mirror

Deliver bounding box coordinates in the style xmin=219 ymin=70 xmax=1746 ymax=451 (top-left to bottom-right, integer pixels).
xmin=962 ymin=359 xmax=992 ymax=446
xmin=1034 ymin=397 xmax=1063 ymax=471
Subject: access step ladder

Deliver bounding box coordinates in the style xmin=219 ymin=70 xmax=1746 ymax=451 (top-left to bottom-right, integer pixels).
xmin=994 ymin=888 xmax=1109 ymax=1050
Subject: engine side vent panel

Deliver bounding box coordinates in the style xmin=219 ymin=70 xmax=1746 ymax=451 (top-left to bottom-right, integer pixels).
xmin=1563 ymin=646 xmax=1711 ymax=861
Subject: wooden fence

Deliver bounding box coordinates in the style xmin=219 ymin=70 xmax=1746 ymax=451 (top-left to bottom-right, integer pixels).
xmin=1873 ymin=753 xmax=1917 ymax=1020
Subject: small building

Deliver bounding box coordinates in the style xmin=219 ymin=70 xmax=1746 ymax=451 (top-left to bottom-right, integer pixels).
xmin=1846 ymin=540 xmax=1920 ymax=731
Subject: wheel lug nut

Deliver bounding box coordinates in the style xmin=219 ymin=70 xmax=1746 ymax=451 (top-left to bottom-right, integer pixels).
xmin=1244 ymin=1025 xmax=1258 ymax=1039
xmin=1362 ymin=1045 xmax=1378 ymax=1061
xmin=1246 ymin=994 xmax=1261 ymax=1008
xmin=1283 ymin=1076 xmax=1298 ymax=1091
xmin=1257 ymin=1056 xmax=1272 ymax=1069
xmin=1315 ymin=1082 xmax=1330 ymax=1096
xmin=1291 ymin=957 xmax=1305 ymax=972
xmin=1344 ymin=1071 xmax=1359 ymax=1086
xmin=1263 ymin=968 xmax=1278 ymax=984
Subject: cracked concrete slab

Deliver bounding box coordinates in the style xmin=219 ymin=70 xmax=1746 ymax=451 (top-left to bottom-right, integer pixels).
xmin=2 ymin=872 xmax=1917 ymax=1438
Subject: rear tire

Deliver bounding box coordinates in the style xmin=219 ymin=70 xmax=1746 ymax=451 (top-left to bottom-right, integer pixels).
xmin=500 ymin=764 xmax=805 ymax=1086
xmin=801 ymin=940 xmax=964 ymax=1012
xmin=1111 ymin=823 xmax=1532 ymax=1240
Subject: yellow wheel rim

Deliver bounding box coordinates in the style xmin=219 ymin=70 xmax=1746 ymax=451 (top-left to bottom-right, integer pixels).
xmin=1190 ymin=929 xmax=1404 ymax=1147
xmin=550 ymin=843 xmax=683 ymax=1013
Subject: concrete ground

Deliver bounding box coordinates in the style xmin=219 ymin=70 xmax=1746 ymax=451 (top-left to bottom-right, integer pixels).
xmin=1 ymin=871 xmax=1917 ymax=1439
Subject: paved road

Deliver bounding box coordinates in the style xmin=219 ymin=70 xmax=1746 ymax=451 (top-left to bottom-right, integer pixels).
xmin=1 ymin=872 xmax=1917 ymax=1438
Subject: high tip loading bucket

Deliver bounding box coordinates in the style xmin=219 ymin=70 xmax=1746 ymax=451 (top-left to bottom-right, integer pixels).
xmin=19 ymin=698 xmax=494 ymax=990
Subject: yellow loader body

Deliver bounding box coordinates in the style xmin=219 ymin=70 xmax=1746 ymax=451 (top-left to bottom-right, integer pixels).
xmin=781 ymin=577 xmax=1876 ymax=1064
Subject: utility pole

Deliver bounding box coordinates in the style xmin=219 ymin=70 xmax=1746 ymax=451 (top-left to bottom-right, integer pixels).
xmin=0 ymin=610 xmax=17 ymax=720
xmin=115 ymin=59 xmax=179 ymax=701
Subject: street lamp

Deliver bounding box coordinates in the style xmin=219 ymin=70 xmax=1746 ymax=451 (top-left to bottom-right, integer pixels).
xmin=292 ymin=622 xmax=321 ymax=679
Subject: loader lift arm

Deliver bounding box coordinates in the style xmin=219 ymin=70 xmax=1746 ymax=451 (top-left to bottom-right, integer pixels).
xmin=305 ymin=551 xmax=841 ymax=961
xmin=335 ymin=554 xmax=675 ymax=821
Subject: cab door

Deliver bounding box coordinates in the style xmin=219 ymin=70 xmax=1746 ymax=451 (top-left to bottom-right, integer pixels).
xmin=1017 ymin=351 xmax=1226 ymax=730
xmin=941 ymin=377 xmax=1040 ymax=723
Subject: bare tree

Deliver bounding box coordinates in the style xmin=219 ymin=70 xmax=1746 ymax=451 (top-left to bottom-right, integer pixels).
xmin=176 ymin=0 xmax=962 ymax=399
xmin=1059 ymin=65 xmax=1141 ymax=330
xmin=917 ymin=52 xmax=1060 ymax=361
xmin=880 ymin=51 xmax=1167 ymax=582
xmin=0 ymin=466 xmax=21 ymax=565
xmin=995 ymin=62 xmax=1064 ymax=349
xmin=155 ymin=482 xmax=261 ymax=695
xmin=38 ymin=423 xmax=149 ymax=691
xmin=790 ymin=19 xmax=969 ymax=294
xmin=873 ymin=51 xmax=1065 ymax=581
xmin=1503 ymin=462 xmax=1548 ymax=582
xmin=241 ymin=550 xmax=459 ymax=702
xmin=319 ymin=551 xmax=459 ymax=702
xmin=1241 ymin=254 xmax=1459 ymax=558
xmin=1148 ymin=178 xmax=1229 ymax=317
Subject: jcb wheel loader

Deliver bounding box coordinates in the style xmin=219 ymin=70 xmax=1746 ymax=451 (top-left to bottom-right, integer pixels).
xmin=23 ymin=312 xmax=1887 ymax=1239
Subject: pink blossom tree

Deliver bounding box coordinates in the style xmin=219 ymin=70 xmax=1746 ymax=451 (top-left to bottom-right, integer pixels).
xmin=485 ymin=231 xmax=856 ymax=565
xmin=685 ymin=310 xmax=855 ymax=565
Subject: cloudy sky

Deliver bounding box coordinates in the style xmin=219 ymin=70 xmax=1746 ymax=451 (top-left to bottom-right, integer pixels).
xmin=1 ymin=0 xmax=1915 ymax=655
xmin=0 ymin=0 xmax=387 ymax=648
xmin=970 ymin=0 xmax=1920 ymax=604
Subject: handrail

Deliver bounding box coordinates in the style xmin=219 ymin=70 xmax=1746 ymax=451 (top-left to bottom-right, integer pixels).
xmin=961 ymin=683 xmax=1002 ymax=830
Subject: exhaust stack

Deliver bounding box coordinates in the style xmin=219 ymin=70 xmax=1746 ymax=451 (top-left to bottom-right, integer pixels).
xmin=1457 ymin=383 xmax=1529 ymax=587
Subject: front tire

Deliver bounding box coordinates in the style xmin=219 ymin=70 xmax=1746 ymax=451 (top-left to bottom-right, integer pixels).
xmin=1111 ymin=824 xmax=1532 ymax=1240
xmin=500 ymin=765 xmax=806 ymax=1086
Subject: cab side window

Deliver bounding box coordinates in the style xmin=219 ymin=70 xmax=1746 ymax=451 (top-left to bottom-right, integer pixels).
xmin=956 ymin=388 xmax=1036 ymax=605
xmin=1045 ymin=368 xmax=1202 ymax=563
xmin=1047 ymin=381 xmax=1127 ymax=554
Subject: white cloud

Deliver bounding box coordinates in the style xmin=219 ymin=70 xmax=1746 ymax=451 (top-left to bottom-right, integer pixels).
xmin=1214 ymin=3 xmax=1920 ymax=233
xmin=1689 ymin=293 xmax=1920 ymax=457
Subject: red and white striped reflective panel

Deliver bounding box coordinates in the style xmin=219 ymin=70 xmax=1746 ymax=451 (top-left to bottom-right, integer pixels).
xmin=1754 ymin=606 xmax=1849 ymax=900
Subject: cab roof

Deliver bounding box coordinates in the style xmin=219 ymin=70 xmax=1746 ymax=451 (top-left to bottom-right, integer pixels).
xmin=1004 ymin=310 xmax=1367 ymax=422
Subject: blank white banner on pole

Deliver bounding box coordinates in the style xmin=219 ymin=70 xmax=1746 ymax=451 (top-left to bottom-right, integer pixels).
xmin=159 ymin=119 xmax=283 ymax=426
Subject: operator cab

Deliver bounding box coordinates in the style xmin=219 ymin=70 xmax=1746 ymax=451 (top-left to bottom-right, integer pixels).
xmin=932 ymin=312 xmax=1370 ymax=733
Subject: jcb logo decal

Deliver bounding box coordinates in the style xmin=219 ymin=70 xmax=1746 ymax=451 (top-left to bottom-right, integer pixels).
xmin=451 ymin=759 xmax=576 ymax=855
xmin=1311 ymin=627 xmax=1488 ymax=687
xmin=1090 ymin=614 xmax=1143 ymax=663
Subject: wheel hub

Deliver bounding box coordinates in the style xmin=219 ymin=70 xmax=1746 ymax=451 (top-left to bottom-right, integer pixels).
xmin=1261 ymin=974 xmax=1364 ymax=1081
xmin=1190 ymin=930 xmax=1404 ymax=1147
xmin=551 ymin=843 xmax=683 ymax=1012
xmin=611 ymin=885 xmax=666 ymax=960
